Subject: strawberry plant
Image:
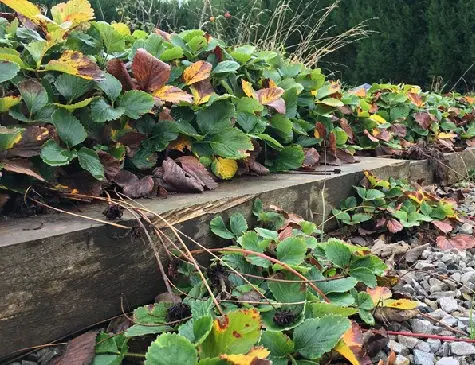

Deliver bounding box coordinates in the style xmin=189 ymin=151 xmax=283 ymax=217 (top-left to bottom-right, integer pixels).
xmin=84 ymin=200 xmax=418 ymax=365
xmin=0 ymin=0 xmax=474 ymax=215
xmin=332 ymin=170 xmax=459 ymax=234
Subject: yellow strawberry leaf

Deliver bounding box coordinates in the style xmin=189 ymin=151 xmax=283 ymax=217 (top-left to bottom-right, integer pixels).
xmin=45 ymin=50 xmax=103 ymax=80
xmin=183 ymin=60 xmax=212 ymax=85
xmin=0 ymin=0 xmax=44 ymax=25
xmin=241 ymin=80 xmax=257 ymax=99
xmin=153 ymin=85 xmax=193 ymax=104
xmin=364 ymin=170 xmax=390 ymax=189
xmin=220 ymin=347 xmax=270 ymax=365
xmin=54 ymin=97 xmax=95 ymax=111
xmin=51 ymin=0 xmax=95 ymax=28
xmin=0 ymin=126 xmax=24 ymax=150
xmin=334 ymin=322 xmax=371 ymax=365
xmin=438 ymin=132 xmax=457 ymax=139
xmin=211 ymin=157 xmax=238 ymax=180
xmin=384 ymin=298 xmax=419 ymax=310
xmin=0 ymin=96 xmax=21 ymax=112
xmin=369 ymin=114 xmax=386 ymax=124
xmin=0 ymin=48 xmax=28 ymax=68
xmin=111 ymin=22 xmax=131 ymax=36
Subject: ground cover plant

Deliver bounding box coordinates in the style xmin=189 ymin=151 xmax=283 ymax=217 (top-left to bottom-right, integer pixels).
xmin=45 ymin=199 xmax=420 ymax=365
xmin=0 ymin=0 xmax=474 ymax=216
xmin=333 ymin=170 xmax=475 ymax=250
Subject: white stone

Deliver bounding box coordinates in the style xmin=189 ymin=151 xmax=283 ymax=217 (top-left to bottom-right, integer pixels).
xmin=413 ymin=349 xmax=435 ymax=365
xmin=449 ymin=342 xmax=475 ymax=356
xmin=436 ymin=358 xmax=459 ymax=365
xmin=438 ymin=297 xmax=459 ymax=313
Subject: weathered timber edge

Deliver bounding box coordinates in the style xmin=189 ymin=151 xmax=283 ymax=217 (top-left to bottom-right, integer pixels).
xmin=1 ymin=148 xmax=474 ymax=359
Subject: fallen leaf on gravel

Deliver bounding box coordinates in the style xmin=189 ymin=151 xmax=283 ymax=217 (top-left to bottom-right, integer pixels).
xmin=432 ymin=220 xmax=453 ymax=233
xmin=53 ymin=331 xmax=97 ymax=365
xmin=367 ymin=286 xmax=392 ymax=306
xmin=364 ymin=330 xmax=388 ymax=358
xmin=373 ymin=307 xmax=419 ymax=322
xmin=436 ymin=234 xmax=475 ymax=250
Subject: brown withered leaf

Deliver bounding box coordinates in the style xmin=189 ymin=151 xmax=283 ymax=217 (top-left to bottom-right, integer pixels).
xmin=328 ymin=131 xmax=337 ymax=156
xmin=436 ymin=234 xmax=475 ymax=250
xmin=53 ymin=332 xmax=97 ymax=365
xmin=132 ymin=48 xmax=171 ymax=92
xmin=364 ymin=331 xmax=389 ymax=358
xmin=374 ymin=307 xmax=418 ymax=322
xmin=175 ymin=156 xmax=218 ymax=190
xmin=107 ymin=58 xmax=135 ymax=91
xmin=386 ymin=218 xmax=403 ymax=233
xmin=113 ymin=170 xmax=155 ymax=198
xmin=97 ymin=151 xmax=121 ymax=180
xmin=301 ymin=148 xmax=320 ymax=170
xmin=159 ymin=107 xmax=174 ymax=121
xmin=339 ymin=118 xmax=353 ymax=141
xmin=390 ymin=123 xmax=407 ymax=138
xmin=1 ymin=159 xmax=45 ymax=181
xmin=213 ymin=45 xmax=224 ymax=62
xmin=336 ymin=148 xmax=359 ymax=164
xmin=414 ymin=111 xmax=433 ymax=129
xmin=432 ymin=220 xmax=453 ymax=233
xmin=314 ymin=121 xmax=326 ymax=139
xmin=161 ymin=157 xmax=205 ymax=192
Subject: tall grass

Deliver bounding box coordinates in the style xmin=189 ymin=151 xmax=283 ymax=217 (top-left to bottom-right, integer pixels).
xmin=111 ymin=0 xmax=374 ymax=68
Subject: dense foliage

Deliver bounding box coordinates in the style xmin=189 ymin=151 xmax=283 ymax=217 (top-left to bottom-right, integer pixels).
xmin=22 ymin=0 xmax=475 ymax=91
xmin=88 ymin=200 xmax=418 ymax=365
xmin=0 ymin=0 xmax=474 ymax=208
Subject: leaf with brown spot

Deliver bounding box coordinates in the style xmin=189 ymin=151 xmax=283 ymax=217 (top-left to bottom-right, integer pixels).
xmin=153 ymin=85 xmax=193 ymax=104
xmin=183 ymin=60 xmax=212 ymax=85
xmin=220 ymin=347 xmax=270 ymax=365
xmin=132 ymin=48 xmax=170 ymax=92
xmin=7 ymin=125 xmax=50 ymax=157
xmin=407 ymin=92 xmax=424 ymax=107
xmin=53 ymin=331 xmax=97 ymax=365
xmin=256 ymin=87 xmax=285 ymax=114
xmin=51 ymin=0 xmax=95 ymax=28
xmin=335 ymin=322 xmax=372 ymax=365
xmin=432 ymin=220 xmax=453 ymax=233
xmin=0 ymin=0 xmax=43 ymax=25
xmin=107 ymin=58 xmax=134 ymax=91
xmin=190 ymin=79 xmax=214 ymax=105
xmin=46 ymin=51 xmax=103 ymax=81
